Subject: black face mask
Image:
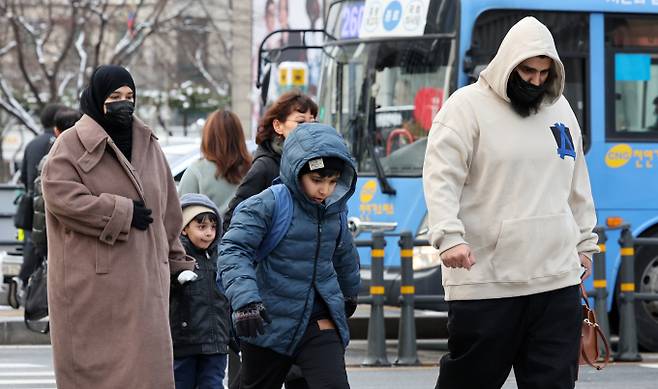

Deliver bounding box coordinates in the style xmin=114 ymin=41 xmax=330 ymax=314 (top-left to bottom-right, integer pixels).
xmin=506 ymin=71 xmax=547 ymax=117
xmin=105 ymin=100 xmax=134 ymax=130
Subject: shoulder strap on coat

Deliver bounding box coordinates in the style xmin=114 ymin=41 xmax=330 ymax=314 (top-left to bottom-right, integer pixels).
xmin=242 ymin=183 xmax=348 ymax=263
xmin=253 ymin=184 xmax=293 ymax=263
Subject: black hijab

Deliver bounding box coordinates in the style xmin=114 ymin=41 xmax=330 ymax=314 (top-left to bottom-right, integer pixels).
xmin=80 ymin=65 xmax=136 ymax=161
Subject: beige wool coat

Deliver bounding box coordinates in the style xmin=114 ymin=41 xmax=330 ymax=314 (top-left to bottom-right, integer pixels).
xmin=42 ymin=115 xmax=194 ymax=389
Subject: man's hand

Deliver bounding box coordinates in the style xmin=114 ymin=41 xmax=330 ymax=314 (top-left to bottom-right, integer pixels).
xmin=580 ymin=254 xmax=592 ymax=280
xmin=440 ymin=244 xmax=476 ymax=270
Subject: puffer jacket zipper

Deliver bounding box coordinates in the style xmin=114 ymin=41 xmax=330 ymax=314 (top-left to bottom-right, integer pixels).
xmin=287 ymin=209 xmax=322 ymax=353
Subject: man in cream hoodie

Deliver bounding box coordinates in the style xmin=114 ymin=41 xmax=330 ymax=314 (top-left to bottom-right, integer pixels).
xmin=423 ymin=17 xmax=599 ymax=389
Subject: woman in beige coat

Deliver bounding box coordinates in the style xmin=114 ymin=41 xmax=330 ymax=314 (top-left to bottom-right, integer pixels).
xmin=42 ymin=65 xmax=194 ymax=389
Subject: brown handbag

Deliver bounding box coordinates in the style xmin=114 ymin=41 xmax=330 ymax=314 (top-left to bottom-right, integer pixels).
xmin=579 ymin=284 xmax=610 ymax=370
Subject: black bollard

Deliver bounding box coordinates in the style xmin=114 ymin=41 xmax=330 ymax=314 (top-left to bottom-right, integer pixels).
xmin=593 ymin=227 xmax=611 ymax=358
xmin=395 ymin=231 xmax=420 ymax=366
xmin=363 ymin=231 xmax=391 ymax=366
xmin=615 ymin=227 xmax=642 ymax=362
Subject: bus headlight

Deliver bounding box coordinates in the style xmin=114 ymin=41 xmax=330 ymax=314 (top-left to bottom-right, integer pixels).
xmin=413 ymin=214 xmax=441 ymax=271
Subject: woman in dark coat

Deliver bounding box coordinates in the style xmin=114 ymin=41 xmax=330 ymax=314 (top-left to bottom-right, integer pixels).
xmin=42 ymin=65 xmax=193 ymax=389
xmin=222 ymin=90 xmax=318 ymax=232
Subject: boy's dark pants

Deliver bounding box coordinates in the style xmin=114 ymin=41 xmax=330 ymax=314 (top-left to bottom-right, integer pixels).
xmin=174 ymin=353 xmax=227 ymax=389
xmin=240 ymin=321 xmax=350 ymax=389
xmin=436 ymin=285 xmax=582 ymax=389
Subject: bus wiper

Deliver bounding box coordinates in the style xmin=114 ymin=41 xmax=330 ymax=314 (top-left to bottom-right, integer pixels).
xmin=365 ymin=95 xmax=396 ymax=195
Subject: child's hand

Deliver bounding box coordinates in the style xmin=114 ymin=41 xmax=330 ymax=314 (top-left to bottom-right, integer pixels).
xmin=233 ymin=302 xmax=271 ymax=338
xmin=344 ymin=296 xmax=358 ymax=318
xmin=177 ymin=270 xmax=198 ymax=285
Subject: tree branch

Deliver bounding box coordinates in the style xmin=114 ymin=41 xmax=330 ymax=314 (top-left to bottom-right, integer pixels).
xmin=90 ymin=0 xmax=112 ymax=72
xmin=0 ymin=77 xmax=40 ymax=135
xmin=7 ymin=11 xmax=44 ymax=107
xmin=196 ymin=0 xmax=232 ymax=61
xmin=41 ymin=0 xmax=55 ymax=48
xmin=111 ymin=0 xmax=192 ymax=65
xmin=57 ymin=72 xmax=74 ymax=98
xmin=74 ymin=30 xmax=87 ymax=92
xmin=0 ymin=41 xmax=16 ymax=57
xmin=14 ymin=15 xmax=50 ymax=79
xmin=193 ymin=47 xmax=228 ymax=96
xmin=50 ymin=3 xmax=81 ymax=98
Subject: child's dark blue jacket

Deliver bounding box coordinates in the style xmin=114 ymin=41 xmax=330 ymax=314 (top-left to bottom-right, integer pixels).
xmin=218 ymin=123 xmax=361 ymax=356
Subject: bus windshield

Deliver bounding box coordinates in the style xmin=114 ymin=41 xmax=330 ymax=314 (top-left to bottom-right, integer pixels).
xmin=318 ymin=37 xmax=455 ymax=176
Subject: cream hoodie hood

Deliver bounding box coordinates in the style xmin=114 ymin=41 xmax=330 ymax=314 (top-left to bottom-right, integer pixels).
xmin=423 ymin=17 xmax=598 ymax=301
xmin=479 ymin=17 xmax=565 ymax=105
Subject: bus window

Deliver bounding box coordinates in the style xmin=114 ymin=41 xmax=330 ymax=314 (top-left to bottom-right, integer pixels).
xmin=606 ymin=16 xmax=658 ymax=141
xmin=319 ymin=38 xmax=454 ymax=176
xmin=469 ymin=11 xmax=589 ymax=148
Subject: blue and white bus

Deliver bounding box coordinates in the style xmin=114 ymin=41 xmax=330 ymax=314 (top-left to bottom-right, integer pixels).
xmin=258 ymin=0 xmax=658 ymax=349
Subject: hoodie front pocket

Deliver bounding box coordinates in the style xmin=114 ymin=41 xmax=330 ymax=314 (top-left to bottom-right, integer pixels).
xmin=491 ymin=213 xmax=579 ymax=283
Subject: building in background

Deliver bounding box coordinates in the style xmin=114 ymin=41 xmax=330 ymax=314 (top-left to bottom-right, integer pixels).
xmin=250 ymin=0 xmax=325 ymax=133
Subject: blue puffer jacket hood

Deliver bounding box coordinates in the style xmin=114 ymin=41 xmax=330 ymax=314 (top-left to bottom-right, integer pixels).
xmin=218 ymin=124 xmax=361 ymax=356
xmin=180 ymin=192 xmax=222 ymax=249
xmin=280 ymin=123 xmax=357 ymax=215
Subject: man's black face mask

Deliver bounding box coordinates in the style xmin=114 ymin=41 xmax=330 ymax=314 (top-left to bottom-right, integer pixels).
xmin=506 ymin=70 xmax=547 ymax=117
xmin=105 ymin=100 xmax=134 ymax=130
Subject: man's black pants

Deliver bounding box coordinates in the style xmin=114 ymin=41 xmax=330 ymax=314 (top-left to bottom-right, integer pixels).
xmin=240 ymin=321 xmax=350 ymax=389
xmin=436 ymin=285 xmax=582 ymax=389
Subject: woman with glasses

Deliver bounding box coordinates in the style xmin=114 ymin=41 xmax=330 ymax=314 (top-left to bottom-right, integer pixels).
xmin=222 ymin=90 xmax=318 ymax=233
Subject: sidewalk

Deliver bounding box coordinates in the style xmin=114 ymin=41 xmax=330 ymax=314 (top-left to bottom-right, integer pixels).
xmin=0 ymin=306 xmax=49 ymax=345
xmin=3 ymin=302 xmax=658 ymax=369
xmin=345 ymin=339 xmax=445 ymax=367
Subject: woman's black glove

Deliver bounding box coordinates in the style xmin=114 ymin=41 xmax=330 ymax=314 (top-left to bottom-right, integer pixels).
xmin=233 ymin=302 xmax=271 ymax=338
xmin=131 ymin=200 xmax=153 ymax=230
xmin=345 ymin=296 xmax=358 ymax=319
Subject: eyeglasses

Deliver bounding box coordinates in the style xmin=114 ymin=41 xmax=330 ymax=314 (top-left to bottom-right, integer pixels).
xmin=286 ymin=119 xmax=318 ymax=124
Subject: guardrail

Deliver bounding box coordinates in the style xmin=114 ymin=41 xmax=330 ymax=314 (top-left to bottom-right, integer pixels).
xmin=354 ymin=224 xmax=658 ymax=366
xmin=356 ymin=230 xmax=443 ymax=367
xmin=615 ymin=225 xmax=658 ymax=362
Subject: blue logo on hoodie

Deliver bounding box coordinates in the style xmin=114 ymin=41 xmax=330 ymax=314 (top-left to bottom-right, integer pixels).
xmin=550 ymin=122 xmax=576 ymax=160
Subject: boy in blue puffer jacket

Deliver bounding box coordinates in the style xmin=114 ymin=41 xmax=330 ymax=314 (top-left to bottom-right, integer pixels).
xmin=219 ymin=123 xmax=360 ymax=389
xmin=171 ymin=193 xmax=233 ymax=389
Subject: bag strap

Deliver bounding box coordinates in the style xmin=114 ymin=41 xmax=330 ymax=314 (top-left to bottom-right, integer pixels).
xmin=230 ymin=184 xmax=293 ymax=264
xmin=580 ymin=283 xmax=592 ymax=308
xmin=253 ymin=184 xmax=293 ymax=263
xmin=580 ymin=283 xmax=611 ymax=370
xmin=235 ymin=183 xmax=348 ymax=263
xmin=581 ymin=324 xmax=610 ymax=370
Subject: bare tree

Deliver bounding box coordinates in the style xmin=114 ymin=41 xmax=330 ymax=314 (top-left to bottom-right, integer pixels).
xmin=0 ymin=0 xmax=197 ymax=135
